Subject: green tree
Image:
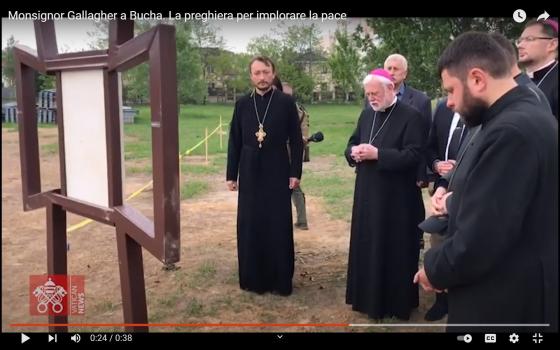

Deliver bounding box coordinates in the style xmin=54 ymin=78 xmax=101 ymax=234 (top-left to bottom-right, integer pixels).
xmin=35 ymin=73 xmax=55 ymax=93
xmin=247 ymin=23 xmax=324 ymax=103
xmin=246 ymin=35 xmax=283 ymax=62
xmin=87 ymin=21 xmax=109 ymax=50
xmin=208 ymin=51 xmax=252 ymax=101
xmin=191 ymin=20 xmax=224 ymax=83
xmin=118 ymin=21 xmax=154 ymax=104
xmin=175 ymin=22 xmax=206 ymax=104
xmin=2 ymin=36 xmax=16 ymax=87
xmin=328 ymin=25 xmax=363 ymax=102
xmin=284 ymin=23 xmax=322 ymax=58
xmin=228 ymin=53 xmax=252 ymax=97
xmin=359 ymin=18 xmax=451 ymax=97
xmin=88 ymin=20 xmax=207 ymax=104
xmin=283 ymin=23 xmax=324 ymax=100
xmin=358 ymin=18 xmax=523 ymax=97
xmin=2 ymin=36 xmax=54 ymax=93
xmin=276 ymin=62 xmax=315 ymax=102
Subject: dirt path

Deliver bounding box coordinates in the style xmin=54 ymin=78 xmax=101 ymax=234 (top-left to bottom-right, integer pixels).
xmin=2 ymin=128 xmax=443 ymax=333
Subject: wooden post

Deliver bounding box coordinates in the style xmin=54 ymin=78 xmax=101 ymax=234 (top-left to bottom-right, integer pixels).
xmin=16 ymin=20 xmax=180 ymax=334
xmin=219 ymin=115 xmax=223 ymax=150
xmin=205 ymin=127 xmax=208 ymax=164
xmin=116 ymin=228 xmax=148 ymax=332
xmin=46 ymin=203 xmax=68 ymax=333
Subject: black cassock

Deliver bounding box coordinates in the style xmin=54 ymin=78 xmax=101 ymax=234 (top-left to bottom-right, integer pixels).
xmin=344 ymin=101 xmax=425 ymax=320
xmin=424 ymin=86 xmax=558 ymax=332
xmin=227 ymin=88 xmax=303 ymax=295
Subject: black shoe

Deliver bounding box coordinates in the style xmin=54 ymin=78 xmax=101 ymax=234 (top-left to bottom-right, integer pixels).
xmin=271 ymin=289 xmax=292 ymax=296
xmin=295 ymin=223 xmax=309 ymax=230
xmin=424 ymin=295 xmax=448 ymax=321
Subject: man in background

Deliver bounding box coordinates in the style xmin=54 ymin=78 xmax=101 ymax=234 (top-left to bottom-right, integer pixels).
xmin=517 ymin=18 xmax=558 ymax=118
xmin=283 ymin=82 xmax=310 ymax=230
xmin=384 ymin=54 xmax=432 ymax=187
xmin=491 ymin=32 xmax=552 ymax=115
xmin=415 ymin=32 xmax=558 ymax=332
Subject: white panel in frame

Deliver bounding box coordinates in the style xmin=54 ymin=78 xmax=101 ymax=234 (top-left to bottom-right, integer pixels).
xmin=117 ymin=72 xmax=126 ymax=199
xmin=61 ymin=69 xmax=109 ymax=208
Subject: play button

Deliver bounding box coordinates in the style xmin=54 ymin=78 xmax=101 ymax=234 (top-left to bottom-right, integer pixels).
xmin=21 ymin=333 xmax=30 ymax=343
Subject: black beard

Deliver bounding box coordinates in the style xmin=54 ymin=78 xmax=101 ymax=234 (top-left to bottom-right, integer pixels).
xmin=460 ymin=88 xmax=488 ymax=127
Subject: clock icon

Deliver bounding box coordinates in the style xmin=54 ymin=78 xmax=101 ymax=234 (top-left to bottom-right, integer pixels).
xmin=513 ymin=9 xmax=527 ymax=23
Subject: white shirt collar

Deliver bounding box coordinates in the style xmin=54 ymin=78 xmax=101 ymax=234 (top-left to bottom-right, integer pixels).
xmin=445 ymin=113 xmax=462 ymax=160
xmin=527 ymin=59 xmax=557 ymax=78
xmin=378 ymin=96 xmax=398 ymax=112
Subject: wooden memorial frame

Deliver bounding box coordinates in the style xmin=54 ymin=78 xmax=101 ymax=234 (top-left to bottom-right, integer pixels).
xmin=14 ymin=19 xmax=180 ymax=332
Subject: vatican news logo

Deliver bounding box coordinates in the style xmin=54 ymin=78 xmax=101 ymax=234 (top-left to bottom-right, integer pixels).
xmin=29 ymin=275 xmax=85 ymax=316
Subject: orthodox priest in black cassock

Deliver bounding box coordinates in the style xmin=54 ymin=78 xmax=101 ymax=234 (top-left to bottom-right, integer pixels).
xmin=227 ymin=87 xmax=303 ymax=296
xmin=344 ymin=71 xmax=425 ymax=319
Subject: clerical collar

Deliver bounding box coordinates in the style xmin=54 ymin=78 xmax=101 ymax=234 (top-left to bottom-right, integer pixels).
xmin=254 ymin=87 xmax=273 ymax=97
xmin=480 ymin=86 xmax=533 ymax=125
xmin=532 ymin=61 xmax=558 ymax=88
xmin=378 ymin=96 xmax=398 ymax=112
xmin=527 ymin=60 xmax=557 ymax=78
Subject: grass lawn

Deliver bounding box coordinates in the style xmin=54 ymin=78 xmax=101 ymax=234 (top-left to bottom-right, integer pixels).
xmin=3 ymin=102 xmax=365 ymax=212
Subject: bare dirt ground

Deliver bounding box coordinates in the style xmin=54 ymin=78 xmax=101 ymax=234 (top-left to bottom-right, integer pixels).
xmin=2 ymin=128 xmax=444 ymax=333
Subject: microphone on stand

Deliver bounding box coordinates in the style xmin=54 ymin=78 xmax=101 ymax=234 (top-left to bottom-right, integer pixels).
xmin=307 ymin=131 xmax=324 ymax=143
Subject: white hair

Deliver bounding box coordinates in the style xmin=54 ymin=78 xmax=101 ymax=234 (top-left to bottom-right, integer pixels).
xmin=363 ymin=74 xmax=394 ymax=89
xmin=384 ymin=54 xmax=408 ymax=72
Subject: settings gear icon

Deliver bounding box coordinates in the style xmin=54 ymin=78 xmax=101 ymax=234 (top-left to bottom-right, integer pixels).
xmin=509 ymin=333 xmax=520 ymax=343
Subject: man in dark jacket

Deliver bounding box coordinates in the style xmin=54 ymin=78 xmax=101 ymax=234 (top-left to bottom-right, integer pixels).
xmin=415 ymin=32 xmax=558 ymax=333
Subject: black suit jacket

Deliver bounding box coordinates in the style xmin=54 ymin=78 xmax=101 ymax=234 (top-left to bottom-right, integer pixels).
xmin=426 ymin=98 xmax=455 ymax=189
xmin=401 ymin=84 xmax=432 ymax=132
xmin=401 ymin=84 xmax=432 ymax=182
xmin=531 ymin=61 xmax=558 ymax=119
xmin=426 ymin=98 xmax=454 ymax=169
xmin=515 ymin=72 xmax=553 ymax=115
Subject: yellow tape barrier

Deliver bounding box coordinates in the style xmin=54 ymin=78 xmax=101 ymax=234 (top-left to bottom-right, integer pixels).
xmin=181 ymin=123 xmax=223 ymax=157
xmin=67 ymin=122 xmax=226 ymax=233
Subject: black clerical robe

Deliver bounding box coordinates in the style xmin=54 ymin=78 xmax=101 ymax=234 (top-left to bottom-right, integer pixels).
xmin=344 ymin=101 xmax=425 ymax=320
xmin=424 ymin=86 xmax=558 ymax=332
xmin=531 ymin=61 xmax=558 ymax=119
xmin=227 ymin=88 xmax=303 ymax=295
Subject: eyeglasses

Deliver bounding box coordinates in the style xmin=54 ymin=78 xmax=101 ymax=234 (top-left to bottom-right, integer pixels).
xmin=515 ymin=36 xmax=555 ymax=45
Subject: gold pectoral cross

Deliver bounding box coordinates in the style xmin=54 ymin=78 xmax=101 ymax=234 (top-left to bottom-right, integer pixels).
xmin=255 ymin=123 xmax=266 ymax=148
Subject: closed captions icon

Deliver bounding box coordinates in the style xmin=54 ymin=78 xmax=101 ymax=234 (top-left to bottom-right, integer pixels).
xmin=485 ymin=334 xmax=497 ymax=343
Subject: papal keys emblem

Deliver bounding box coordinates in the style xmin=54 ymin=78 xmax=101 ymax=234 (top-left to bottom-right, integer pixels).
xmin=32 ymin=277 xmax=67 ymax=314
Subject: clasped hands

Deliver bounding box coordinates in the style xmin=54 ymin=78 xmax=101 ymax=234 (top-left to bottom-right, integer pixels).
xmin=414 ymin=187 xmax=456 ymax=293
xmin=413 ymin=267 xmax=444 ymax=293
xmin=351 ymin=144 xmax=378 ymax=163
xmin=434 ymin=159 xmax=456 ymax=176
xmin=431 ymin=186 xmax=452 ymax=216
